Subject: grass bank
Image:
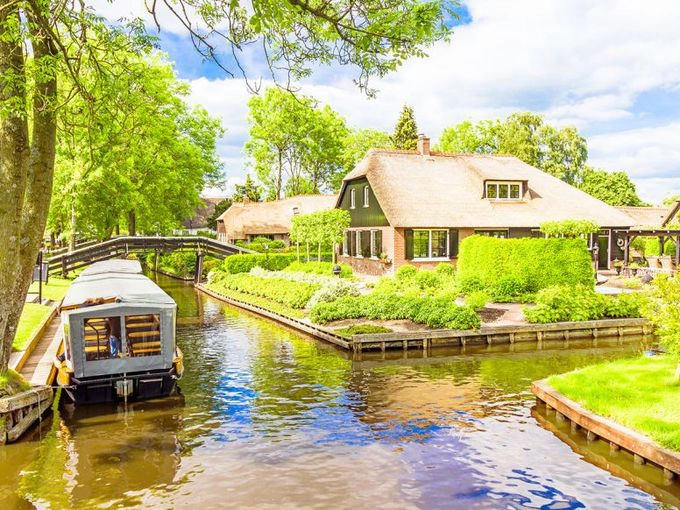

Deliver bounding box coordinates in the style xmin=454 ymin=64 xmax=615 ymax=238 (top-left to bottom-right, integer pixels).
xmin=14 ymin=303 xmax=53 ymax=352
xmin=0 ymin=369 xmax=31 ymax=398
xmin=28 ymin=276 xmax=71 ymax=301
xmin=548 ymin=356 xmax=680 ymax=451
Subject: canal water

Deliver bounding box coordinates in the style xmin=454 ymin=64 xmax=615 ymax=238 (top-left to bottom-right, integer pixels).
xmin=1 ymin=274 xmax=677 ymax=509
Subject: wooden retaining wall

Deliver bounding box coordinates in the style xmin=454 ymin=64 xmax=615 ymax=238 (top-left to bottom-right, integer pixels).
xmin=532 ymin=379 xmax=679 ymax=481
xmin=351 ymin=318 xmax=652 ymax=352
xmin=0 ymin=386 xmax=53 ymax=444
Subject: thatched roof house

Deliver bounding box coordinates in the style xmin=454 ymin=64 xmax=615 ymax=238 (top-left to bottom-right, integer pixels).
xmin=617 ymin=202 xmax=680 ymax=228
xmin=337 ymin=136 xmax=638 ymax=275
xmin=216 ymin=195 xmax=337 ymax=243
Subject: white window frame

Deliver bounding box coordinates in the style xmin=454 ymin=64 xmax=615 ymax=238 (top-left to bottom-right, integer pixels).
xmin=486 ymin=181 xmax=523 ymax=201
xmin=355 ymin=230 xmax=362 ymax=258
xmin=474 ymin=229 xmax=509 ymax=239
xmin=363 ymin=185 xmax=370 ymax=207
xmin=350 ymin=189 xmax=356 ymax=209
xmin=342 ymin=230 xmax=349 ymax=256
xmin=413 ymin=229 xmax=450 ymax=261
xmin=370 ymin=230 xmax=379 ymax=259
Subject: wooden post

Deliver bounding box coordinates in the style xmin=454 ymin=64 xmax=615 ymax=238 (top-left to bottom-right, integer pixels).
xmin=195 ymin=251 xmax=204 ymax=283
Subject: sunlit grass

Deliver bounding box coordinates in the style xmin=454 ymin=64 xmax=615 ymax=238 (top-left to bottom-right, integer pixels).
xmin=548 ymin=356 xmax=680 ymax=451
xmin=0 ymin=369 xmax=31 ymax=397
xmin=28 ymin=276 xmax=71 ymax=301
xmin=13 ymin=303 xmax=53 ymax=352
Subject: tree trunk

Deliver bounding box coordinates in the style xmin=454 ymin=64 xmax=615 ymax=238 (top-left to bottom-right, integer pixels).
xmin=128 ymin=209 xmax=136 ymax=236
xmin=675 ymin=361 xmax=680 ymax=382
xmin=306 ymin=242 xmax=310 ymax=262
xmin=318 ymin=242 xmax=321 ymax=261
xmin=0 ymin=7 xmax=58 ymax=372
xmin=115 ymin=224 xmax=120 ymax=236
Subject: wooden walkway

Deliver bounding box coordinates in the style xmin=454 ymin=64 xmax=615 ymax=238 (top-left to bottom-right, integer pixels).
xmin=19 ymin=312 xmax=62 ymax=386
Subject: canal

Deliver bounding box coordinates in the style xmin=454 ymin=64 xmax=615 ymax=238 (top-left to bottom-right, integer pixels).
xmin=1 ymin=274 xmax=677 ymax=509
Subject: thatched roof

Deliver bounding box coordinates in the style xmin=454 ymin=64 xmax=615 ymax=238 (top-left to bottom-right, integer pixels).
xmin=217 ymin=195 xmax=337 ymax=239
xmin=338 ymin=149 xmax=636 ymax=228
xmin=616 ymin=206 xmax=670 ymax=228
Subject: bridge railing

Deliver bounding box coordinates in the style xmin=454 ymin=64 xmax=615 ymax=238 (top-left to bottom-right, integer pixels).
xmin=48 ymin=236 xmax=254 ymax=276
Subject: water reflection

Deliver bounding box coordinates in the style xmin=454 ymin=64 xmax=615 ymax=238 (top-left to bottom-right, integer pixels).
xmin=0 ymin=274 xmax=675 ymax=509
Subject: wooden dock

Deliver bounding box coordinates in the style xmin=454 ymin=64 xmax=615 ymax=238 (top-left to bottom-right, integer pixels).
xmin=19 ymin=314 xmax=62 ymax=387
xmin=532 ymin=379 xmax=679 ymax=481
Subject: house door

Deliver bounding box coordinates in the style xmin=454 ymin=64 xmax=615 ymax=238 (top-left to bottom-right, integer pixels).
xmin=597 ymin=230 xmax=610 ymax=269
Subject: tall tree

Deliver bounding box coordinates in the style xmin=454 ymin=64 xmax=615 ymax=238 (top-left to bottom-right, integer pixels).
xmin=579 ymin=167 xmax=648 ymax=206
xmin=437 ymin=113 xmax=588 ymax=185
xmin=245 ymin=88 xmax=347 ymax=199
xmin=0 ymin=0 xmax=450 ymax=372
xmin=392 ymin=105 xmax=419 ymax=150
xmin=233 ymin=175 xmax=262 ymax=203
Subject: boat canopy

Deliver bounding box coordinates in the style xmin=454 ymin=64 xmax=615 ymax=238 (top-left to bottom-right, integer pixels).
xmin=61 ymin=260 xmax=175 ymax=309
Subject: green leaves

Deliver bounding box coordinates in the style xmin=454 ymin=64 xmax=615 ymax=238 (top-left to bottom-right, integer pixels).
xmin=391 ymin=105 xmax=419 ymax=150
xmin=289 ymin=209 xmax=350 ymax=247
xmin=642 ymin=274 xmax=680 ymax=356
xmin=539 ymin=219 xmax=600 ymax=238
xmin=579 ymin=167 xmax=648 ymax=206
xmin=437 ymin=112 xmax=588 ymax=185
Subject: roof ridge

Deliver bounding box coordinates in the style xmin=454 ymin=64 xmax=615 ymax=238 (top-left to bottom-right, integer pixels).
xmin=368 ymin=148 xmax=517 ymax=158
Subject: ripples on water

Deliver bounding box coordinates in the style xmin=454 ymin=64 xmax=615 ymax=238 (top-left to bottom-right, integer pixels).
xmin=1 ymin=276 xmax=676 ymax=509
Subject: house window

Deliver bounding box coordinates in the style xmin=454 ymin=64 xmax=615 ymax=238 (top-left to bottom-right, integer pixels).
xmin=371 ymin=230 xmax=382 ymax=258
xmin=363 ymin=185 xmax=370 ymax=207
xmin=350 ymin=189 xmax=356 ymax=209
xmin=361 ymin=230 xmax=371 ymax=257
xmin=343 ymin=230 xmax=349 ymax=255
xmin=292 ymin=206 xmax=300 ymax=215
xmin=413 ymin=230 xmax=448 ymax=259
xmin=355 ymin=231 xmax=362 ymax=257
xmin=348 ymin=230 xmax=356 ymax=256
xmin=486 ymin=181 xmax=523 ymax=201
xmin=475 ymin=229 xmax=509 ymax=239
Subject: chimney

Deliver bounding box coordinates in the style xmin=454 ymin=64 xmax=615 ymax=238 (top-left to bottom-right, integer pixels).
xmin=417 ymin=134 xmax=430 ymax=156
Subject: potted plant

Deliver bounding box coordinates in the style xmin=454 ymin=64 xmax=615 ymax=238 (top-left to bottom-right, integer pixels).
xmin=613 ymin=259 xmax=623 ymax=276
xmin=629 ymin=261 xmax=640 ymax=277
xmin=378 ymin=252 xmax=392 ymax=267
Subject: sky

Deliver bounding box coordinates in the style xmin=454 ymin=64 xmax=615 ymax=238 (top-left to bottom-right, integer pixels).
xmin=95 ymin=0 xmax=680 ymax=205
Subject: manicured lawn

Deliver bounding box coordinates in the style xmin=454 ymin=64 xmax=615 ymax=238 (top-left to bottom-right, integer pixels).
xmin=28 ymin=276 xmax=71 ymax=301
xmin=13 ymin=303 xmax=53 ymax=352
xmin=206 ymin=284 xmax=306 ymax=319
xmin=334 ymin=324 xmax=393 ymax=337
xmin=548 ymin=356 xmax=680 ymax=451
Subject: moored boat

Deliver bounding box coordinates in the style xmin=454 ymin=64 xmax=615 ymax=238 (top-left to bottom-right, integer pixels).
xmin=54 ymin=260 xmax=184 ymax=404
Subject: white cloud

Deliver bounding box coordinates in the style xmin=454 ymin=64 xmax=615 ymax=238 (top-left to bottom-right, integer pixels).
xmin=100 ymin=0 xmax=680 ymax=203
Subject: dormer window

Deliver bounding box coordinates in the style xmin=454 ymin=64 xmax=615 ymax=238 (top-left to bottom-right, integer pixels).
xmin=486 ymin=181 xmax=522 ymax=201
xmin=350 ymin=189 xmax=356 ymax=209
xmin=363 ymin=185 xmax=370 ymax=207
xmin=292 ymin=206 xmax=300 ymax=215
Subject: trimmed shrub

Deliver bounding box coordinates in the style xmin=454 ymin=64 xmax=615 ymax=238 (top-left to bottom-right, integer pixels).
xmin=396 ymin=265 xmax=418 ymax=281
xmin=223 ymin=253 xmax=296 ymax=274
xmin=465 ymin=291 xmax=489 ymax=311
xmin=309 ymin=294 xmax=480 ymax=330
xmin=434 ymin=263 xmax=456 ymax=277
xmin=284 ymin=261 xmax=353 ymax=278
xmin=210 ymin=272 xmax=319 ymax=309
xmin=489 ymin=274 xmax=531 ymax=302
xmin=524 ymin=285 xmax=646 ymax=323
xmin=457 ymin=235 xmax=593 ymax=294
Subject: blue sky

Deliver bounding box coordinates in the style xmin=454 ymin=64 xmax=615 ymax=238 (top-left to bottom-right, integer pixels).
xmin=97 ymin=0 xmax=680 ymax=205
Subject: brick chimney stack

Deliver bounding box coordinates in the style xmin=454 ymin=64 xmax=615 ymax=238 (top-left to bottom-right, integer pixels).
xmin=417 ymin=134 xmax=430 ymax=156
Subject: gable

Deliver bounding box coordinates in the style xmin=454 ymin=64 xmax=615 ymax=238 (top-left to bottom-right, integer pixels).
xmin=337 ymin=177 xmax=389 ymax=227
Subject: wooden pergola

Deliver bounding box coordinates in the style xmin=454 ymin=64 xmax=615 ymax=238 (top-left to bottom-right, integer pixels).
xmin=615 ymin=228 xmax=680 ymax=267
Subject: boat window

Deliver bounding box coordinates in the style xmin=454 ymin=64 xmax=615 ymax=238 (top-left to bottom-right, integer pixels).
xmin=125 ymin=314 xmax=162 ymax=357
xmin=84 ymin=317 xmax=122 ymax=361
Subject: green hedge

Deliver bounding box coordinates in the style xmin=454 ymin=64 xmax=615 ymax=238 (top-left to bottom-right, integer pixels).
xmin=210 ymin=272 xmax=319 ymax=309
xmin=223 ymin=253 xmax=297 ymax=274
xmin=457 ymin=235 xmax=594 ymax=294
xmin=524 ymin=285 xmax=647 ymax=323
xmin=283 ymin=261 xmax=353 ymax=278
xmin=309 ymin=294 xmax=480 ymax=330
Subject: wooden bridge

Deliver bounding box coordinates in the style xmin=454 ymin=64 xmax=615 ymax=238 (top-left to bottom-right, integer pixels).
xmin=47 ymin=236 xmax=252 ymax=281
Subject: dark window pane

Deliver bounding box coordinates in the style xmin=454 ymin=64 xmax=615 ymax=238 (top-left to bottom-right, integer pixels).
xmin=499 ymin=184 xmax=509 ymax=198
xmin=361 ymin=230 xmax=371 ymax=257
xmin=487 ymin=183 xmax=497 ymax=198
xmin=350 ymin=231 xmax=356 ymax=256
xmin=373 ymin=230 xmax=382 ymax=257
xmin=431 ymin=230 xmax=448 ymax=258
xmin=510 ymin=184 xmax=520 ymax=199
xmin=413 ymin=231 xmax=429 ymax=258
xmin=84 ymin=316 xmax=122 ymax=361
